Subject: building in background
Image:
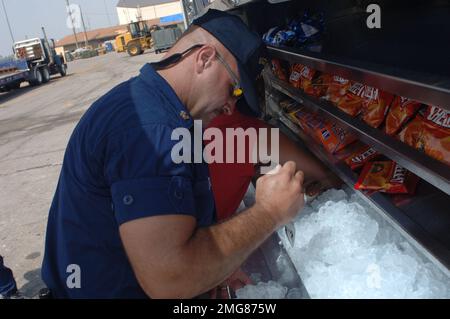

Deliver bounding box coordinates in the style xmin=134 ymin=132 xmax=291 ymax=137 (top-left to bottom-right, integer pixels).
xmin=55 ymin=25 xmax=128 ymax=55
xmin=116 ymin=0 xmax=184 ymax=25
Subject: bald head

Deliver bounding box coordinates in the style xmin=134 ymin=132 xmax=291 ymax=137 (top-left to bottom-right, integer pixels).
xmin=155 ymin=25 xmax=242 ymax=125
xmin=167 ymin=26 xmax=235 ymax=63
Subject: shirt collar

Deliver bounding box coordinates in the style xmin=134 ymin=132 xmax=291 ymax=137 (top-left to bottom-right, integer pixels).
xmin=138 ymin=63 xmax=193 ymax=129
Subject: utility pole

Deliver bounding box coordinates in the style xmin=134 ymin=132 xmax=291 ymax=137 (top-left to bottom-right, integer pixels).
xmin=65 ymin=0 xmax=80 ymax=50
xmin=41 ymin=27 xmax=54 ymax=64
xmin=103 ymin=0 xmax=112 ymax=26
xmin=79 ymin=6 xmax=89 ymax=48
xmin=1 ymin=0 xmax=15 ymax=43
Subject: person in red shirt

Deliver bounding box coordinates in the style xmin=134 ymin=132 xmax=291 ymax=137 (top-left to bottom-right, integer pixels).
xmin=206 ymin=110 xmax=340 ymax=298
xmin=208 ymin=110 xmax=339 ymax=222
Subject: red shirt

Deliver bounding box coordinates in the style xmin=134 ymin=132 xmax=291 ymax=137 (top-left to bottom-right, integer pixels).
xmin=207 ymin=111 xmax=267 ymax=221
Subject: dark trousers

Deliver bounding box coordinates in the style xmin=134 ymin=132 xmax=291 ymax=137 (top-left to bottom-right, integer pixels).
xmin=0 ymin=255 xmax=17 ymax=297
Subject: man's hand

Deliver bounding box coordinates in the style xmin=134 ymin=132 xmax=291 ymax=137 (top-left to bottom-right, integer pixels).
xmin=254 ymin=162 xmax=305 ymax=228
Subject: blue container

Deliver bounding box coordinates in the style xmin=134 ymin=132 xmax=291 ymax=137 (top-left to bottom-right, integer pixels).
xmin=105 ymin=42 xmax=113 ymax=52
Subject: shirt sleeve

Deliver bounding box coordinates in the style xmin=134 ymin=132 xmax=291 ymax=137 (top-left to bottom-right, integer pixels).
xmin=104 ymin=124 xmax=196 ymax=225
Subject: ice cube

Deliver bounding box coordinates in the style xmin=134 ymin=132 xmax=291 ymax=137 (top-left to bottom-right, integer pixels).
xmin=235 ymin=281 xmax=288 ymax=299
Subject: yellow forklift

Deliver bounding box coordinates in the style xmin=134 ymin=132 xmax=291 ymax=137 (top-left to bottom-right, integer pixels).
xmin=115 ymin=21 xmax=160 ymax=56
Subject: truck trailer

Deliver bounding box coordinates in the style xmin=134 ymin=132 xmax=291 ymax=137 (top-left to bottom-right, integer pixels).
xmin=0 ymin=36 xmax=67 ymax=92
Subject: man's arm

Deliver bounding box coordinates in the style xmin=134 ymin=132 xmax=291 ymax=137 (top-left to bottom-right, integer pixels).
xmin=120 ymin=162 xmax=304 ymax=299
xmin=257 ymin=122 xmax=338 ymax=187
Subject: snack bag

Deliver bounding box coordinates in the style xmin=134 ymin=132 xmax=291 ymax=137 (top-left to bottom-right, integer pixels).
xmin=271 ymin=59 xmax=289 ymax=82
xmin=385 ymin=96 xmax=422 ymax=136
xmin=345 ymin=144 xmax=380 ymax=170
xmin=421 ymin=106 xmax=450 ymax=165
xmin=289 ymin=63 xmax=305 ymax=88
xmin=337 ymin=82 xmax=365 ymax=117
xmin=289 ymin=107 xmax=323 ymax=144
xmin=361 ymin=86 xmax=394 ymax=128
xmin=289 ymin=107 xmax=317 ymax=132
xmin=298 ymin=65 xmax=318 ymax=95
xmin=355 ymin=161 xmax=419 ymax=194
xmin=325 ymin=75 xmax=351 ymax=105
xmin=311 ymin=73 xmax=332 ymax=98
xmin=397 ymin=116 xmax=423 ymax=148
xmin=313 ymin=121 xmax=357 ymax=154
xmin=398 ymin=105 xmax=450 ymax=166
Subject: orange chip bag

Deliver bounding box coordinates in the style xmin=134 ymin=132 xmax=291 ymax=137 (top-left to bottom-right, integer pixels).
xmin=311 ymin=73 xmax=332 ymax=98
xmin=298 ymin=65 xmax=318 ymax=95
xmin=355 ymin=161 xmax=419 ymax=194
xmin=345 ymin=145 xmax=380 ymax=170
xmin=398 ymin=116 xmax=423 ymax=148
xmin=385 ymin=96 xmax=422 ymax=136
xmin=421 ymin=106 xmax=450 ymax=165
xmin=271 ymin=59 xmax=288 ymax=82
xmin=289 ymin=107 xmax=318 ymax=133
xmin=361 ymin=86 xmax=394 ymax=128
xmin=326 ymin=75 xmax=351 ymax=105
xmin=314 ymin=121 xmax=357 ymax=154
xmin=289 ymin=63 xmax=305 ymax=88
xmin=337 ymin=82 xmax=365 ymax=117
xmin=398 ymin=105 xmax=450 ymax=166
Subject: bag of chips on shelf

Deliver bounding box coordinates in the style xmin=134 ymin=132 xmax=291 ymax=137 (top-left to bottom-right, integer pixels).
xmin=325 ymin=75 xmax=351 ymax=105
xmin=397 ymin=115 xmax=423 ymax=149
xmin=337 ymin=82 xmax=365 ymax=117
xmin=355 ymin=161 xmax=419 ymax=194
xmin=344 ymin=144 xmax=380 ymax=170
xmin=289 ymin=107 xmax=323 ymax=143
xmin=420 ymin=106 xmax=450 ymax=165
xmin=289 ymin=64 xmax=318 ymax=95
xmin=289 ymin=63 xmax=305 ymax=89
xmin=361 ymin=86 xmax=394 ymax=128
xmin=385 ymin=96 xmax=422 ymax=136
xmin=298 ymin=65 xmax=318 ymax=95
xmin=398 ymin=105 xmax=450 ymax=166
xmin=289 ymin=107 xmax=316 ymax=131
xmin=313 ymin=121 xmax=357 ymax=154
xmin=271 ymin=59 xmax=289 ymax=82
xmin=311 ymin=73 xmax=332 ymax=98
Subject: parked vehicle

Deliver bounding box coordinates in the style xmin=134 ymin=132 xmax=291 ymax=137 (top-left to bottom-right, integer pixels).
xmin=0 ymin=34 xmax=67 ymax=92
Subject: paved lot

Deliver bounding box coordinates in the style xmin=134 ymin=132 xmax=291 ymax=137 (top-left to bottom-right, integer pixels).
xmin=0 ymin=51 xmax=161 ymax=298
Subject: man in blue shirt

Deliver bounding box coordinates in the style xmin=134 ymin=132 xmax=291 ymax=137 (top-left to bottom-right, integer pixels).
xmin=42 ymin=9 xmax=306 ymax=298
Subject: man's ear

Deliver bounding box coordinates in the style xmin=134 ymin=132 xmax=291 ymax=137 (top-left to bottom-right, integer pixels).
xmin=195 ymin=45 xmax=216 ymax=73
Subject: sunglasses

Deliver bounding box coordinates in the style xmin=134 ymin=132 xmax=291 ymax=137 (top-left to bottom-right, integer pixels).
xmin=214 ymin=51 xmax=243 ymax=100
xmin=153 ymin=44 xmax=243 ymax=100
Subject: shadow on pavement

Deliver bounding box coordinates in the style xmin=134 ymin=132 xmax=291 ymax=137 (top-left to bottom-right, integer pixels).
xmin=20 ymin=268 xmax=45 ymax=299
xmin=0 ymin=74 xmax=74 ymax=105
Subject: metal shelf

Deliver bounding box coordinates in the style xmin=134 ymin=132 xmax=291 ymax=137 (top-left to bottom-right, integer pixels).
xmin=268 ymin=46 xmax=450 ymax=109
xmin=267 ymin=98 xmax=450 ymax=275
xmin=265 ymin=72 xmax=450 ymax=196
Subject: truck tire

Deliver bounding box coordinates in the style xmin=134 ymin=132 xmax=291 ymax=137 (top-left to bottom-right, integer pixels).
xmin=42 ymin=67 xmax=50 ymax=83
xmin=59 ymin=64 xmax=67 ymax=77
xmin=29 ymin=67 xmax=43 ymax=87
xmin=127 ymin=42 xmax=143 ymax=57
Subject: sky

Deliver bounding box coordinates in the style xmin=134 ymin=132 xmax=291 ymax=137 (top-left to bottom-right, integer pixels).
xmin=0 ymin=0 xmax=120 ymax=56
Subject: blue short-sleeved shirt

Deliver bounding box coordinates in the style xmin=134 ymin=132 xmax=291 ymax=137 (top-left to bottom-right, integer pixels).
xmin=41 ymin=64 xmax=216 ymax=299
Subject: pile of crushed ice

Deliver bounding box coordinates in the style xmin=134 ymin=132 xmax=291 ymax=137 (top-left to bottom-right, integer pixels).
xmin=236 ymin=188 xmax=450 ymax=299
